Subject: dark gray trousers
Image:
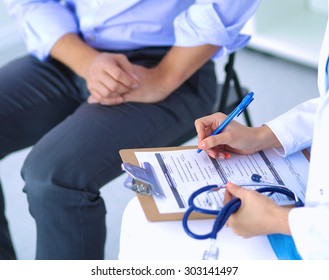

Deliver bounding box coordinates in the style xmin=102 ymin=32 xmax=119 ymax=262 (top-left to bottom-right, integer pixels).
xmin=0 ymin=47 xmax=217 ymax=259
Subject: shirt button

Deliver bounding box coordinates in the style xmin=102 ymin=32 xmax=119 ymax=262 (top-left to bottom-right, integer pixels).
xmin=88 ymin=34 xmax=95 ymax=41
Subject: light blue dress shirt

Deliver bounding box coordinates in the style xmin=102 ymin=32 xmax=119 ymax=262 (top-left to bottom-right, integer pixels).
xmin=4 ymin=0 xmax=259 ymax=60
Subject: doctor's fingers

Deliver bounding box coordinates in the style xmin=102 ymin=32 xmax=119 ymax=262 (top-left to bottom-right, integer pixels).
xmin=226 ymin=182 xmax=246 ymax=198
xmin=202 ymin=146 xmax=231 ymax=159
xmin=203 ymin=127 xmax=260 ymax=154
xmin=223 ymin=186 xmax=234 ymax=204
xmin=198 ymin=131 xmax=235 ymax=152
xmin=224 ymin=184 xmax=257 ymax=235
xmin=195 ymin=112 xmax=228 ymax=139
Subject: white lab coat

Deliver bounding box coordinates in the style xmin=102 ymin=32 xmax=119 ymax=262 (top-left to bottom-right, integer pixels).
xmin=266 ymin=4 xmax=329 ymax=259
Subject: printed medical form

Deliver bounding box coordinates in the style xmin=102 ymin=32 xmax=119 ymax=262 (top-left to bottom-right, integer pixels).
xmin=134 ymin=149 xmax=309 ymax=214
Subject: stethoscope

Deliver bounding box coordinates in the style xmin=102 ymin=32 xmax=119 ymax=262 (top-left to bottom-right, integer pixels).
xmin=182 ymin=174 xmax=304 ymax=260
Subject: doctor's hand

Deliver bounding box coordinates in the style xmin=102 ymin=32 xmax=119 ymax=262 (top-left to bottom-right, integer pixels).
xmin=86 ymin=52 xmax=139 ymax=105
xmin=194 ymin=112 xmax=281 ymax=159
xmin=224 ymin=183 xmax=291 ymax=238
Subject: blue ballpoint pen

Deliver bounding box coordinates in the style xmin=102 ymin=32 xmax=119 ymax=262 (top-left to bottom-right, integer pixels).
xmin=197 ymin=92 xmax=254 ymax=153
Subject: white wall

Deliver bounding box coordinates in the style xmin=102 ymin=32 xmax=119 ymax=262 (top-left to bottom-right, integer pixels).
xmin=308 ymin=0 xmax=328 ymax=14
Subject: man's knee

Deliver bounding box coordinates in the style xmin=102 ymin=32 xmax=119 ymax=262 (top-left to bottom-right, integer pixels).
xmin=22 ymin=149 xmax=64 ymax=203
xmin=21 ymin=141 xmax=105 ymax=202
xmin=22 ymin=146 xmax=80 ymax=200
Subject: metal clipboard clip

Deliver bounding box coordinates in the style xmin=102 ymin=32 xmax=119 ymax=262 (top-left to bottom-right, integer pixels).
xmin=121 ymin=162 xmax=166 ymax=199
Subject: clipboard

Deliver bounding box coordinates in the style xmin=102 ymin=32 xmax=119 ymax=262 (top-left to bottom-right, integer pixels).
xmin=119 ymin=146 xmax=310 ymax=222
xmin=119 ymin=145 xmax=211 ymax=222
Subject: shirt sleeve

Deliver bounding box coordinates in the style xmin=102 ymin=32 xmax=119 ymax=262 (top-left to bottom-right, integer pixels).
xmin=265 ymin=97 xmax=321 ymax=157
xmin=4 ymin=0 xmax=79 ymax=60
xmin=173 ymin=0 xmax=260 ymax=57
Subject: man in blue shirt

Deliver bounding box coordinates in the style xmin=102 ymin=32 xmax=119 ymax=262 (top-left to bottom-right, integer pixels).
xmin=0 ymin=0 xmax=259 ymax=259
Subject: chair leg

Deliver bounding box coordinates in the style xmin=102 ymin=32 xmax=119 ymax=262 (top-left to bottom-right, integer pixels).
xmin=219 ymin=53 xmax=235 ymax=113
xmin=232 ymin=70 xmax=253 ymax=127
xmin=219 ymin=53 xmax=253 ymax=127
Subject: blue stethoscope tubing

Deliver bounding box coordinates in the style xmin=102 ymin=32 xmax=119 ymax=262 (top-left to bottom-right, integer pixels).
xmin=182 ymin=183 xmax=304 ymax=240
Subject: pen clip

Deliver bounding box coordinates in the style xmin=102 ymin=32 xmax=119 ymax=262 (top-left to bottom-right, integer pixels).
xmin=236 ymin=106 xmax=246 ymax=117
xmin=237 ymin=93 xmax=254 ymax=117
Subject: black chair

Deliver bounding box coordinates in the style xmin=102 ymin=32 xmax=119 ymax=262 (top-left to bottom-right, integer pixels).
xmin=170 ymin=52 xmax=252 ymax=146
xmin=218 ymin=52 xmax=252 ymax=126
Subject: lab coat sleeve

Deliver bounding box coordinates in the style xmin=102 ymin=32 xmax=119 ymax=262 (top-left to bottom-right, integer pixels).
xmin=289 ymin=206 xmax=329 ymax=259
xmin=265 ymin=97 xmax=321 ymax=157
xmin=288 ymin=95 xmax=329 ymax=259
xmin=4 ymin=0 xmax=78 ymax=60
xmin=173 ymin=0 xmax=260 ymax=57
